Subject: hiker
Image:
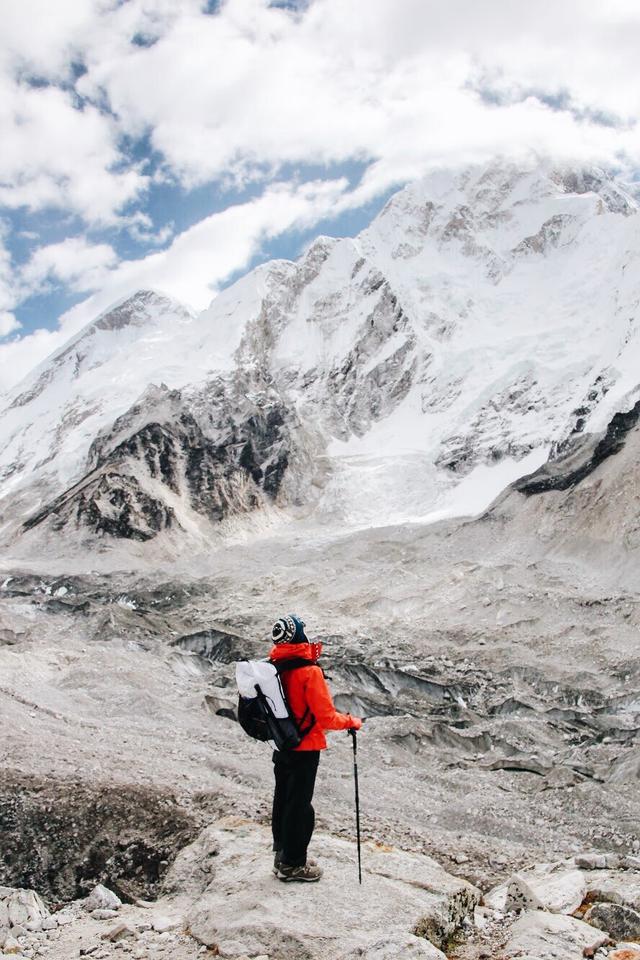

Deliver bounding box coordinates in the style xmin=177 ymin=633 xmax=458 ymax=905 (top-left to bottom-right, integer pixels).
xmin=269 ymin=614 xmax=362 ymax=883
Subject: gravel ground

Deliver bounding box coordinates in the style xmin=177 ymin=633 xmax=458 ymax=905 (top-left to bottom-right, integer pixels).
xmin=1 ymin=515 xmax=639 ymax=957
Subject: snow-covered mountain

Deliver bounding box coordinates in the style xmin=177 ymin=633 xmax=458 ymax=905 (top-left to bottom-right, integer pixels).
xmin=2 ymin=159 xmax=640 ymax=551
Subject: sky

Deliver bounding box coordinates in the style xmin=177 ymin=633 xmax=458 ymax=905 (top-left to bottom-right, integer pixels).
xmin=1 ymin=0 xmax=640 ymax=393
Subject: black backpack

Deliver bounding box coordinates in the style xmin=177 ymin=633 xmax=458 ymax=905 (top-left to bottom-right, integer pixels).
xmin=235 ymin=658 xmax=315 ymax=751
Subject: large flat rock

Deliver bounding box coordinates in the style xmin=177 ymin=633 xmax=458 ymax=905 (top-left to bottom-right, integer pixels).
xmin=585 ymin=870 xmax=640 ymax=910
xmin=185 ymin=817 xmax=479 ymax=959
xmin=499 ymin=910 xmax=610 ymax=960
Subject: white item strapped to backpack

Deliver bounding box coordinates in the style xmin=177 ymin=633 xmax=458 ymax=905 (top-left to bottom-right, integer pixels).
xmin=235 ymin=659 xmax=314 ymax=751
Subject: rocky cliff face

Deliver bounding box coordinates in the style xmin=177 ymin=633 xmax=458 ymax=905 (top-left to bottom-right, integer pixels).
xmin=2 ymin=160 xmax=640 ymax=551
xmin=21 ymin=380 xmax=311 ymax=542
xmin=485 ymin=396 xmax=640 ymax=578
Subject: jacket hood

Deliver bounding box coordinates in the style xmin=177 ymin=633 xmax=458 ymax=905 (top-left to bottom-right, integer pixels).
xmin=269 ymin=641 xmax=322 ymax=663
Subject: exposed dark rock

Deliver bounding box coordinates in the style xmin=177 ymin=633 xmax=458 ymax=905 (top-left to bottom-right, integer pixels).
xmin=515 ymin=399 xmax=640 ymax=495
xmin=413 ymin=885 xmax=480 ymax=951
xmin=512 ymin=214 xmax=572 ymax=257
xmin=171 ymin=628 xmax=262 ymax=664
xmin=436 ymin=375 xmax=542 ymax=475
xmin=75 ymin=473 xmax=175 ymax=540
xmin=203 ymin=694 xmax=237 ymax=721
xmin=9 ymin=368 xmax=54 ymax=409
xmin=486 ymin=756 xmax=550 ymax=776
xmin=585 ymin=902 xmax=640 ymax=940
xmin=0 ymin=771 xmax=200 ymax=902
xmin=93 ymin=291 xmax=173 ymax=332
xmin=22 ymin=384 xmax=302 ymax=539
xmin=551 ymin=167 xmax=636 ymax=215
xmin=326 ymin=287 xmax=416 ymax=437
xmin=23 ymin=472 xmax=175 ymax=541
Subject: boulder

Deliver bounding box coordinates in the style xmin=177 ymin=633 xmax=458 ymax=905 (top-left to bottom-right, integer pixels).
xmin=5 ymin=890 xmax=49 ymax=929
xmin=84 ymin=884 xmax=122 ymax=913
xmin=1 ymin=937 xmax=22 ymax=956
xmin=203 ymin=693 xmax=237 ymax=721
xmin=0 ymin=887 xmax=50 ymax=950
xmin=151 ymin=916 xmax=182 ymax=933
xmin=501 ymin=910 xmax=609 ymax=960
xmin=54 ymin=910 xmax=74 ymax=925
xmin=584 ymin=902 xmax=640 ymax=940
xmin=186 ymin=819 xmax=479 ymax=958
xmin=575 ymin=853 xmax=608 ymax=871
xmin=100 ymin=921 xmax=137 ymax=942
xmin=0 ymin=900 xmax=7 ymax=945
xmin=486 ymin=864 xmax=586 ymax=915
xmin=586 ymin=872 xmax=640 ymax=911
xmin=90 ymin=909 xmax=120 ymax=921
xmin=161 ymin=825 xmax=220 ymax=897
xmin=504 ymin=876 xmax=545 ymax=912
xmin=339 ymin=934 xmax=447 ymax=959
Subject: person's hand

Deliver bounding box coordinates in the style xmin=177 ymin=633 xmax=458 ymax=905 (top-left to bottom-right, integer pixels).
xmin=349 ymin=717 xmax=363 ymax=731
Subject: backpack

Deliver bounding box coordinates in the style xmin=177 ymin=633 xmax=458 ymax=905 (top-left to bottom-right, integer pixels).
xmin=235 ymin=658 xmax=315 ymax=751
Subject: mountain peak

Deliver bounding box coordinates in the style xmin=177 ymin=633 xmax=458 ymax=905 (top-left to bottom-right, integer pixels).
xmin=58 ymin=289 xmax=191 ymax=356
xmin=2 ymin=160 xmax=640 ymax=551
xmin=91 ymin=289 xmax=176 ymax=332
xmin=374 ymin=158 xmax=636 ymax=232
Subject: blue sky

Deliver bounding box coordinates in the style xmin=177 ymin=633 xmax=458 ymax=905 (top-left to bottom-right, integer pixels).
xmin=1 ymin=0 xmax=639 ymax=391
xmin=9 ymin=158 xmax=393 ymax=338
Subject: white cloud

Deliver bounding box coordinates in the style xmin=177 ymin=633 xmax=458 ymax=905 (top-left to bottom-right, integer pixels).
xmin=0 ymin=0 xmax=174 ymax=225
xmin=3 ymin=0 xmax=640 ymax=227
xmin=108 ymin=175 xmax=350 ymax=306
xmin=0 ymin=312 xmax=20 ymax=337
xmin=0 ymin=226 xmax=22 ymax=340
xmin=3 ymin=0 xmax=640 ymax=391
xmin=0 ymin=79 xmax=148 ymax=225
xmin=76 ymin=0 xmax=640 ymax=195
xmin=21 ymin=237 xmax=118 ymax=294
xmin=0 ymin=176 xmax=350 ymax=392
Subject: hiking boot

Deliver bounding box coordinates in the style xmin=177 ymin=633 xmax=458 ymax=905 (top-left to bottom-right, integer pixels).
xmin=276 ymin=861 xmax=323 ymax=882
xmin=273 ymin=851 xmax=318 ymax=875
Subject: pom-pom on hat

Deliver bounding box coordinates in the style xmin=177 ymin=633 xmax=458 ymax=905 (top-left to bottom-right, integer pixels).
xmin=272 ymin=614 xmax=308 ymax=644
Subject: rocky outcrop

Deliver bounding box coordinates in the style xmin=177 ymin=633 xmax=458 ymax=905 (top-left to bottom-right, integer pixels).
xmin=9 ymin=838 xmax=640 ymax=960
xmin=21 ymin=379 xmax=311 ymax=541
xmin=514 ymin=399 xmax=640 ymax=495
xmin=485 ymin=864 xmax=587 ymax=915
xmin=183 ymin=818 xmax=480 ymax=958
xmin=0 ymin=888 xmax=50 ymax=950
xmin=487 ymin=397 xmax=640 ymax=571
xmin=585 ymin=902 xmax=640 ymax=941
xmin=499 ymin=910 xmax=609 ymax=960
xmin=0 ymin=772 xmax=199 ymax=902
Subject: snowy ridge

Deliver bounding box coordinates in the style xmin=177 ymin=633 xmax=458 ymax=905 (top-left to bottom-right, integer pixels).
xmin=2 ymin=159 xmax=640 ymax=549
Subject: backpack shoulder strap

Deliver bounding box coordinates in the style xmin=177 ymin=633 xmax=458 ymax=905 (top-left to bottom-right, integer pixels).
xmin=270 ymin=658 xmax=318 ymax=737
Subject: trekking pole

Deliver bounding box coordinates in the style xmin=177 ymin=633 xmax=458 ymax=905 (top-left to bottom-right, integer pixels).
xmin=349 ymin=728 xmax=362 ymax=884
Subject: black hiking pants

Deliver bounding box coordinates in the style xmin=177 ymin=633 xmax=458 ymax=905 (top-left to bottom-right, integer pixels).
xmin=271 ymin=749 xmax=320 ymax=867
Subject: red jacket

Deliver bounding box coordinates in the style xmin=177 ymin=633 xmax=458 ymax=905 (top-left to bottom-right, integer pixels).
xmin=269 ymin=642 xmax=357 ymax=750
